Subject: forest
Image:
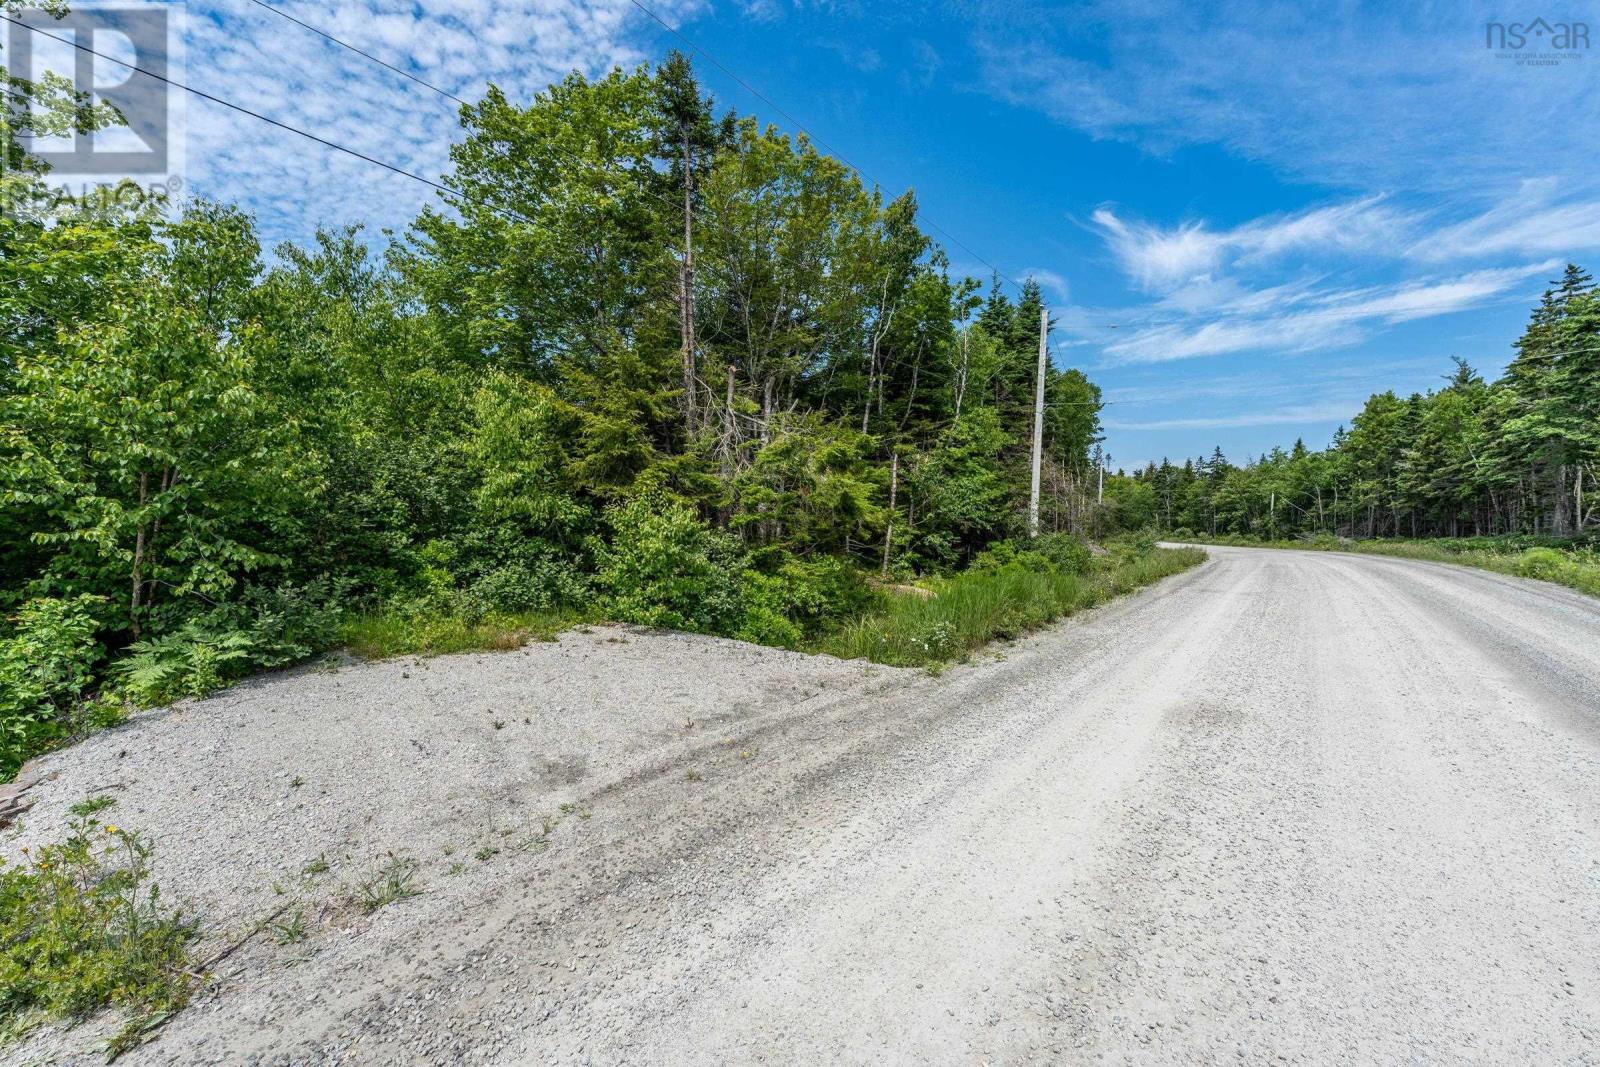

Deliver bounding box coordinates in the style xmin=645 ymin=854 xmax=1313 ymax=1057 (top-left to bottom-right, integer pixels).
xmin=0 ymin=51 xmax=1141 ymax=775
xmin=1109 ymin=265 xmax=1600 ymax=542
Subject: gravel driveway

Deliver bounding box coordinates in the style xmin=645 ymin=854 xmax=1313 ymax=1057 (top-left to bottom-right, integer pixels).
xmin=6 ymin=546 xmax=1599 ymax=1064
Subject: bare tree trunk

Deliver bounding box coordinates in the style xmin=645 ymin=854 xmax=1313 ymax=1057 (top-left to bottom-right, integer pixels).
xmin=881 ymin=451 xmax=898 ymax=578
xmin=678 ymin=136 xmax=698 ymax=435
xmin=130 ymin=471 xmax=148 ymax=639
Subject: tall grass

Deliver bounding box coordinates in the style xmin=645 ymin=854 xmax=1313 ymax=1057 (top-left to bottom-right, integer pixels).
xmin=339 ymin=608 xmax=582 ymax=659
xmin=814 ymin=546 xmax=1206 ymax=667
xmin=1181 ymin=534 xmax=1600 ymax=599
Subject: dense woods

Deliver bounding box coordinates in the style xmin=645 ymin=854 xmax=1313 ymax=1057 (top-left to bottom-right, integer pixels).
xmin=1111 ymin=266 xmax=1600 ymax=541
xmin=1 ymin=53 xmax=1112 ymax=772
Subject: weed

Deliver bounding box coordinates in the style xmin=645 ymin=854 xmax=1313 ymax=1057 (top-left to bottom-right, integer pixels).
xmin=301 ymin=854 xmax=330 ymax=877
xmin=69 ymin=794 xmax=118 ymax=816
xmin=684 ymin=768 xmax=704 ymax=783
xmin=289 ymin=776 xmax=304 ymax=788
xmin=0 ymin=812 xmax=195 ymax=1046
xmin=491 ymin=719 xmax=505 ymax=730
xmin=446 ymin=862 xmax=464 ymax=876
xmin=354 ymin=854 xmax=420 ymax=913
xmin=474 ymin=846 xmax=499 ymax=862
xmin=271 ymin=909 xmax=308 ymax=946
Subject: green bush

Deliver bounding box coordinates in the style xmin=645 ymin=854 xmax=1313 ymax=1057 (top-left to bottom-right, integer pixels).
xmin=595 ymin=497 xmax=748 ymax=634
xmin=970 ymin=533 xmax=1092 ymax=578
xmin=113 ymin=580 xmax=347 ymax=705
xmin=1513 ymin=547 xmax=1568 ymax=582
xmin=0 ymin=596 xmax=104 ymax=777
xmin=0 ymin=805 xmax=195 ymax=1050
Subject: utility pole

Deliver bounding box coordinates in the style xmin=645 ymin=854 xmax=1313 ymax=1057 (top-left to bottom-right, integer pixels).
xmin=1029 ymin=306 xmax=1047 ymax=538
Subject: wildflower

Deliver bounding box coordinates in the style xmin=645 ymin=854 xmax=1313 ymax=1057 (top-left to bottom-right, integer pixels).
xmin=105 ymin=824 xmax=119 ymax=835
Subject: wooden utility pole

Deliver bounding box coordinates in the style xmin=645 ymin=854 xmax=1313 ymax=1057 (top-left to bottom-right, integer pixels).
xmin=1029 ymin=306 xmax=1048 ymax=538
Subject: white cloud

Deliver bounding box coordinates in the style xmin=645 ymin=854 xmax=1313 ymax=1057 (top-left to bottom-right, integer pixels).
xmin=1091 ymin=196 xmax=1412 ymax=292
xmin=970 ymin=2 xmax=1600 ymax=198
xmin=142 ymin=0 xmax=705 ymax=249
xmin=1021 ymin=266 xmax=1069 ymax=301
xmin=1097 ymin=261 xmax=1557 ymax=365
xmin=1413 ymin=179 xmax=1600 ymax=263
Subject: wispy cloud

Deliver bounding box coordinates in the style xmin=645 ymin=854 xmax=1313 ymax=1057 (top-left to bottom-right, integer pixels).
xmin=969 ymin=1 xmax=1600 ymax=197
xmin=1091 ymin=196 xmax=1411 ymax=291
xmin=1096 ymin=261 xmax=1557 ymax=365
xmin=1021 ymin=266 xmax=1070 ymax=301
xmin=1412 ymin=179 xmax=1600 ymax=263
xmin=117 ymin=0 xmax=706 ymax=248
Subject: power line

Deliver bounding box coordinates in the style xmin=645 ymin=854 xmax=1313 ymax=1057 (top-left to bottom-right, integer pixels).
xmin=622 ymin=0 xmax=1032 ymax=296
xmin=0 ymin=14 xmax=538 ymax=228
xmin=242 ymin=0 xmax=469 ymax=106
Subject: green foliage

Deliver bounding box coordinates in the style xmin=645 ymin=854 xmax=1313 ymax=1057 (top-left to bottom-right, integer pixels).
xmin=339 ymin=607 xmax=575 ymax=660
xmin=0 ymin=810 xmax=194 ymax=1046
xmin=353 ymin=854 xmax=420 ymax=913
xmin=0 ymin=51 xmax=1124 ymax=776
xmin=112 ymin=581 xmax=347 ymax=705
xmin=0 ymin=596 xmax=103 ymax=775
xmin=970 ymin=533 xmax=1092 ymax=578
xmin=817 ymin=545 xmax=1205 ymax=667
xmin=595 ymin=495 xmax=749 ymax=633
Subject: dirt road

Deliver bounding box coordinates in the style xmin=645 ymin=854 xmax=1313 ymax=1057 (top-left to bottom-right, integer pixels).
xmin=16 ymin=546 xmax=1600 ymax=1064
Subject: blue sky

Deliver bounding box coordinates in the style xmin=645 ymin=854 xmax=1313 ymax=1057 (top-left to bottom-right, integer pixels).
xmin=35 ymin=0 xmax=1600 ymax=467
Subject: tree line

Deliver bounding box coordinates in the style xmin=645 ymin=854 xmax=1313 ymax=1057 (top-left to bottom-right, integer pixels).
xmin=1110 ymin=266 xmax=1600 ymax=540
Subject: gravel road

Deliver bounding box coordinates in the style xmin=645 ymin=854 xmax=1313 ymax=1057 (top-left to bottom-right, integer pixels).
xmin=8 ymin=546 xmax=1600 ymax=1064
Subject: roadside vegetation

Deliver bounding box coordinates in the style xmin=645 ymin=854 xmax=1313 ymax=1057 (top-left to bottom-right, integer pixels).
xmin=1 ymin=38 xmax=1143 ymax=779
xmin=1176 ymin=533 xmax=1600 ymax=599
xmin=819 ymin=536 xmax=1203 ymax=667
xmin=0 ymin=798 xmax=195 ymax=1058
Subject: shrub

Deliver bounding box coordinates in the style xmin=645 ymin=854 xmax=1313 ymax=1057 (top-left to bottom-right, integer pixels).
xmin=1033 ymin=533 xmax=1093 ymax=575
xmin=0 ymin=596 xmax=104 ymax=777
xmin=595 ymin=497 xmax=747 ymax=633
xmin=114 ymin=580 xmax=347 ymax=705
xmin=969 ymin=533 xmax=1092 ymax=578
xmin=1513 ymin=547 xmax=1569 ymax=583
xmin=0 ymin=807 xmax=195 ymax=1048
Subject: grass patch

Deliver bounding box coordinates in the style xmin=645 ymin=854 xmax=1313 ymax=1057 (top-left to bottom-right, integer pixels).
xmin=353 ymin=854 xmax=420 ymax=913
xmin=813 ymin=544 xmax=1206 ymax=668
xmin=1180 ymin=533 xmax=1600 ymax=599
xmin=339 ymin=608 xmax=583 ymax=659
xmin=0 ymin=808 xmax=195 ymax=1054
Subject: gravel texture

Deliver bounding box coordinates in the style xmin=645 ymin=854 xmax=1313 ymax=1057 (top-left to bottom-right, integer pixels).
xmin=6 ymin=547 xmax=1600 ymax=1064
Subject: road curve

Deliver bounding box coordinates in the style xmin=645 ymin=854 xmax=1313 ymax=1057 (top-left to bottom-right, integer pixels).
xmin=140 ymin=547 xmax=1600 ymax=1064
